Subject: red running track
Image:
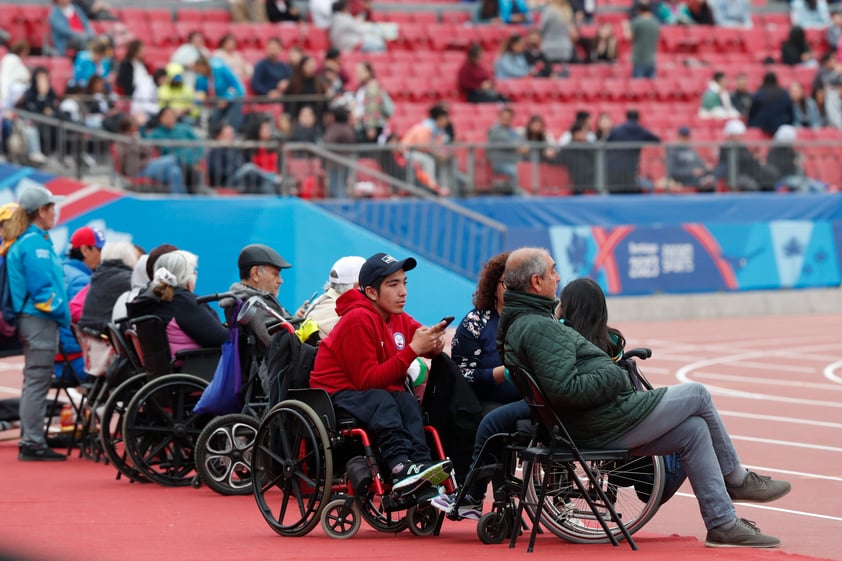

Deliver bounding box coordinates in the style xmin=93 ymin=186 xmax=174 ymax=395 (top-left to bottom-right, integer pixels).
xmin=0 ymin=314 xmax=839 ymax=561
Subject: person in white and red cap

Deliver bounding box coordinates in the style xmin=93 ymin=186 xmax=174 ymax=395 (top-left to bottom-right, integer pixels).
xmin=55 ymin=225 xmax=106 ymax=384
xmin=300 ymin=255 xmax=365 ymax=343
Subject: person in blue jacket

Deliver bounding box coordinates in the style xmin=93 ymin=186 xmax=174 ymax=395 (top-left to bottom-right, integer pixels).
xmin=55 ymin=225 xmax=104 ymax=382
xmin=194 ymin=55 xmax=246 ymax=133
xmin=4 ymin=182 xmax=70 ymax=461
xmin=49 ymin=0 xmax=95 ymax=56
xmin=72 ymin=38 xmax=112 ymax=88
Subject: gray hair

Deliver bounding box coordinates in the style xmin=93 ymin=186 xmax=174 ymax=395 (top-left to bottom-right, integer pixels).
xmin=100 ymin=241 xmax=140 ymax=269
xmin=153 ymin=250 xmax=198 ymax=289
xmin=504 ymin=248 xmax=550 ymax=292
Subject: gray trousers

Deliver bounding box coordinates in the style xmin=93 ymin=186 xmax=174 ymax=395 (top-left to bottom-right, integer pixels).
xmin=607 ymin=382 xmax=740 ymax=529
xmin=17 ymin=314 xmax=59 ymax=449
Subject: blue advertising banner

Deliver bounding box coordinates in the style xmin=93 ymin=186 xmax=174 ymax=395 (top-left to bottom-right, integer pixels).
xmin=550 ymin=221 xmax=841 ymax=295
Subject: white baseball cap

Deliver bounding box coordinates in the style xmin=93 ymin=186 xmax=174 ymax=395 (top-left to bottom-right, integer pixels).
xmin=329 ymin=256 xmax=366 ymax=285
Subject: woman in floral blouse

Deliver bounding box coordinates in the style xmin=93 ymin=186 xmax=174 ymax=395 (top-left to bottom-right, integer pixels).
xmin=450 ymin=251 xmax=520 ymax=408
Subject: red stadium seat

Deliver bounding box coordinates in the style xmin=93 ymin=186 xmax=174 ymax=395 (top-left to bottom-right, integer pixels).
xmin=145 ymin=8 xmax=173 ymax=23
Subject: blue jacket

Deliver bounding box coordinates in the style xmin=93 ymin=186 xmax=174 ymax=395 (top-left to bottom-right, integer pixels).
xmin=251 ymin=58 xmax=292 ymax=96
xmin=49 ymin=5 xmax=94 ymax=56
xmin=6 ymin=225 xmax=71 ymax=328
xmin=494 ymin=53 xmax=531 ymax=80
xmin=57 ymin=258 xmax=92 ymax=356
xmin=196 ymin=57 xmax=245 ymax=101
xmin=499 ymin=0 xmax=531 ymax=23
xmin=145 ymin=123 xmax=204 ymax=165
xmin=72 ymin=51 xmax=112 ymax=88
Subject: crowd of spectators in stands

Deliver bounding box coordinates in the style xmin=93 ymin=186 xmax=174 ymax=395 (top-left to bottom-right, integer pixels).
xmin=1 ymin=0 xmax=842 ymax=195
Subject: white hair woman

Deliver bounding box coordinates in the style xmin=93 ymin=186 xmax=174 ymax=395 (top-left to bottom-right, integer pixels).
xmin=78 ymin=242 xmax=143 ymax=336
xmin=126 ymin=250 xmax=227 ymax=359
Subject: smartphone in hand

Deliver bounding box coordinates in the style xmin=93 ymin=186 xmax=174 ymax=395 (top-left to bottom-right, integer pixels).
xmin=439 ymin=316 xmax=455 ymax=328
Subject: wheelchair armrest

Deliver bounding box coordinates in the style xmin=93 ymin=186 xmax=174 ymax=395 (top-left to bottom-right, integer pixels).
xmin=174 ymin=348 xmax=222 ymax=382
xmin=622 ymin=348 xmax=652 ymax=361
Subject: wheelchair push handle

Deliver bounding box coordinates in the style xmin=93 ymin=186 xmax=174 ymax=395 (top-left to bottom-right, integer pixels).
xmin=197 ymin=291 xmax=237 ymax=304
xmin=622 ymin=348 xmax=652 ymax=361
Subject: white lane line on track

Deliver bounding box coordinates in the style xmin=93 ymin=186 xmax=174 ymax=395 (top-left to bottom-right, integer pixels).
xmin=731 ymin=435 xmax=842 ymax=452
xmin=745 ymin=464 xmax=842 ymax=483
xmin=673 ymin=492 xmax=842 ymax=522
xmin=721 ymin=410 xmax=842 ymax=430
xmin=675 ymin=345 xmax=842 ymax=404
xmin=823 ymin=361 xmax=842 ymax=385
xmin=692 ymin=372 xmax=842 ymax=391
xmin=0 ymin=385 xmax=21 ymax=394
xmin=0 ymin=362 xmax=24 ymax=371
xmin=642 ymin=336 xmax=840 ymax=354
xmin=721 ymin=361 xmax=816 ymax=374
xmin=712 ymin=389 xmax=842 ymax=408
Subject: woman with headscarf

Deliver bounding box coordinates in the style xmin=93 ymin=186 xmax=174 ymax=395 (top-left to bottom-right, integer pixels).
xmin=126 ymin=250 xmax=227 ymax=359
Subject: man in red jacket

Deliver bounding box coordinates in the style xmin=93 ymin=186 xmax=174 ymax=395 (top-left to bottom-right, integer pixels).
xmin=309 ymin=252 xmax=451 ymax=495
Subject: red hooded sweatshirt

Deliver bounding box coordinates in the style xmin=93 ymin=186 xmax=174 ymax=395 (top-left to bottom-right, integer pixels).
xmin=309 ymin=289 xmax=420 ymax=393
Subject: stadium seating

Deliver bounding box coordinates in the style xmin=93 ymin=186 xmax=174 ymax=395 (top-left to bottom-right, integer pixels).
xmin=5 ymin=0 xmax=841 ymax=193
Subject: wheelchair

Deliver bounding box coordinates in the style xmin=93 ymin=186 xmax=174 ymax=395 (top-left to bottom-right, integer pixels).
xmin=190 ymin=296 xmax=281 ymax=496
xmin=251 ymin=358 xmax=457 ymax=539
xmin=97 ymin=292 xmax=230 ymax=486
xmin=443 ymin=349 xmax=667 ymax=550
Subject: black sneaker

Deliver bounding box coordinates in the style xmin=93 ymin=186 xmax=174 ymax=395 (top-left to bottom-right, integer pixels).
xmin=391 ymin=459 xmax=452 ymax=495
xmin=705 ymin=518 xmax=781 ymax=548
xmin=18 ymin=445 xmax=67 ymax=462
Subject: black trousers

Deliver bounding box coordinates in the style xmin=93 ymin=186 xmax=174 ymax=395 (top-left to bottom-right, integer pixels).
xmin=331 ymin=389 xmax=431 ymax=471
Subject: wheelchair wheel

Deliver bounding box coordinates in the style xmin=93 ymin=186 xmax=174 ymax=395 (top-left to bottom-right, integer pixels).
xmin=357 ymin=492 xmax=409 ymax=533
xmin=99 ymin=374 xmax=149 ymax=483
xmin=477 ymin=510 xmax=512 ymax=545
xmin=252 ymin=400 xmax=333 ymax=537
xmin=122 ymin=373 xmax=211 ymax=487
xmin=320 ymin=497 xmax=362 ymax=539
xmin=527 ymin=455 xmax=664 ymax=544
xmin=406 ymin=503 xmax=441 ymax=537
xmin=194 ymin=414 xmax=259 ymax=496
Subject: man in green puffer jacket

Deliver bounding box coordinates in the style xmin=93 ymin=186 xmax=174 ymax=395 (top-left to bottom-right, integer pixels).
xmin=497 ymin=247 xmax=791 ymax=549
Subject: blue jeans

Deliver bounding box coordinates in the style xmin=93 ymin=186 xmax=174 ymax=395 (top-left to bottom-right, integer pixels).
xmin=230 ymin=163 xmax=277 ymax=194
xmin=606 ymin=382 xmax=740 ymax=529
xmin=328 ymin=166 xmax=349 ymax=199
xmin=17 ymin=315 xmax=60 ymax=449
xmin=211 ymin=101 xmax=244 ymax=133
xmin=632 ymin=64 xmax=656 ymax=79
xmin=466 ymin=400 xmax=531 ymax=499
xmin=140 ymin=155 xmax=186 ymax=194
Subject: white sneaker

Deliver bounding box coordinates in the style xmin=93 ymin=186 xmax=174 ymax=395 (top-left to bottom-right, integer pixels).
xmin=81 ymin=154 xmax=97 ymax=168
xmin=28 ymin=152 xmax=47 ymax=165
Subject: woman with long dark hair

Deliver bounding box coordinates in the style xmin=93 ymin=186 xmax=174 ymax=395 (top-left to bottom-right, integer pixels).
xmin=285 ymin=56 xmax=328 ymax=124
xmin=558 ymin=277 xmax=625 ymax=360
